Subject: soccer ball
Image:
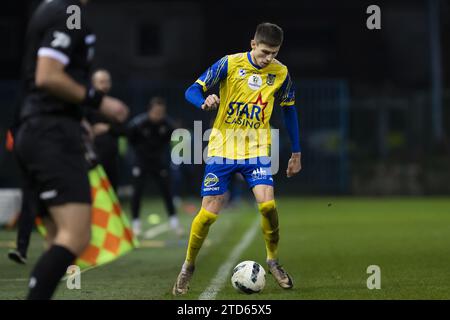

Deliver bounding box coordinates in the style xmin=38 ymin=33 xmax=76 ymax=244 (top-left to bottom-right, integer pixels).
xmin=231 ymin=260 xmax=266 ymax=294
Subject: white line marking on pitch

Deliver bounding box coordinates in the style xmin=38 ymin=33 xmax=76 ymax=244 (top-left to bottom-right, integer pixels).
xmin=0 ymin=279 xmax=28 ymax=282
xmin=60 ymin=222 xmax=169 ymax=281
xmin=199 ymin=217 xmax=260 ymax=300
xmin=143 ymin=222 xmax=170 ymax=239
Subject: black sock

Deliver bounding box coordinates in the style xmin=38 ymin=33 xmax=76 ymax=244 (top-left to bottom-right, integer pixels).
xmin=26 ymin=245 xmax=76 ymax=300
xmin=17 ymin=186 xmax=36 ymax=258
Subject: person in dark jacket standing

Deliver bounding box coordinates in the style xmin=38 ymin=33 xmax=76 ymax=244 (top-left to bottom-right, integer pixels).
xmin=127 ymin=97 xmax=182 ymax=237
xmin=85 ymin=69 xmax=122 ymax=190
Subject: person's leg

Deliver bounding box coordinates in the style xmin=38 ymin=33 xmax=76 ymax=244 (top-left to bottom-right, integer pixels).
xmin=9 ymin=152 xmax=37 ymax=264
xmin=173 ymin=195 xmax=225 ymax=295
xmin=241 ymin=155 xmax=293 ymax=289
xmin=153 ymin=167 xmax=176 ymax=218
xmin=130 ymin=163 xmax=146 ymax=235
xmin=185 ymin=195 xmax=225 ymax=264
xmin=170 ymin=163 xmax=182 ymax=207
xmin=16 ymin=187 xmax=35 ymax=258
xmin=8 ymin=186 xmax=36 ymax=264
xmin=173 ymin=157 xmax=233 ymax=295
xmin=15 ymin=116 xmax=92 ymax=299
xmin=252 ymin=185 xmax=278 ymax=260
xmin=184 ymin=159 xmax=232 ymax=266
xmin=252 ymin=185 xmax=293 ymax=289
xmin=153 ymin=166 xmax=182 ymax=234
xmin=26 ymin=203 xmax=91 ymax=300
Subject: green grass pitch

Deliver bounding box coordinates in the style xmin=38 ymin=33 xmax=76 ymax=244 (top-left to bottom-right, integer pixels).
xmin=1 ymin=197 xmax=449 ymax=300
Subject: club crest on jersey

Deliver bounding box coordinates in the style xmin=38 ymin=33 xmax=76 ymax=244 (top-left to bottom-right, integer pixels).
xmin=248 ymin=74 xmax=262 ymax=90
xmin=267 ymin=74 xmax=276 ymax=86
xmin=238 ymin=69 xmax=246 ymax=77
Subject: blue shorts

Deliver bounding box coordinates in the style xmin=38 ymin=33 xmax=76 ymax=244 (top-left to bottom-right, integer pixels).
xmin=200 ymin=157 xmax=274 ymax=196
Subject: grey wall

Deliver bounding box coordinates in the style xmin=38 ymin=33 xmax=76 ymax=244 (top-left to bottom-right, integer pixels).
xmin=86 ymin=1 xmax=204 ymax=80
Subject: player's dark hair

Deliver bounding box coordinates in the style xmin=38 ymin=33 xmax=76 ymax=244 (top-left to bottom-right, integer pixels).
xmin=254 ymin=22 xmax=284 ymax=47
xmin=147 ymin=96 xmax=166 ymax=111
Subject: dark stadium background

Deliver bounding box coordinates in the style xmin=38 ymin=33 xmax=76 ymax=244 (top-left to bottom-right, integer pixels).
xmin=1 ymin=0 xmax=449 ymax=197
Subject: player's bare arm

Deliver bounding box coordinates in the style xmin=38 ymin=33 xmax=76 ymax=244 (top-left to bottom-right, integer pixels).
xmin=36 ymin=56 xmax=128 ymax=123
xmin=286 ymin=152 xmax=302 ymax=178
xmin=35 ymin=56 xmax=85 ymax=103
xmin=201 ymin=94 xmax=220 ymax=111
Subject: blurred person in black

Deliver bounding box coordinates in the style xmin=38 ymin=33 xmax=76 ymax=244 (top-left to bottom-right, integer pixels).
xmin=169 ymin=119 xmax=197 ymax=215
xmin=13 ymin=0 xmax=128 ymax=300
xmin=127 ymin=97 xmax=183 ymax=236
xmin=7 ymin=69 xmax=120 ymax=266
xmin=6 ymin=130 xmax=34 ymax=265
xmin=84 ymin=69 xmax=121 ymax=190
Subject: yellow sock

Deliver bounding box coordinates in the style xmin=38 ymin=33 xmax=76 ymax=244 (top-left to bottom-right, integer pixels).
xmin=185 ymin=207 xmax=218 ymax=265
xmin=258 ymin=200 xmax=279 ymax=261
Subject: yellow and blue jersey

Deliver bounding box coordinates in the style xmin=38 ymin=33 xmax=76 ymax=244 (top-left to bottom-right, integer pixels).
xmin=196 ymin=52 xmax=296 ymax=160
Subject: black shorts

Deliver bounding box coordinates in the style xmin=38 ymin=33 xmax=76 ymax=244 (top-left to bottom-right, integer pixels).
xmin=14 ymin=115 xmax=91 ymax=213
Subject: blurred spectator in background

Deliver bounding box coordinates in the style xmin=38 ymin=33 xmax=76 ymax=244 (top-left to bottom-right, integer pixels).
xmin=170 ymin=119 xmax=197 ymax=215
xmin=127 ymin=97 xmax=183 ymax=236
xmin=84 ymin=69 xmax=122 ymax=190
xmin=6 ymin=130 xmax=35 ymax=265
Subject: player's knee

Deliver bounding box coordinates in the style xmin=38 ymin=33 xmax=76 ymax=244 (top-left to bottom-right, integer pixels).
xmin=258 ymin=200 xmax=276 ymax=216
xmin=202 ymin=196 xmax=225 ymax=214
xmin=196 ymin=207 xmax=218 ymax=226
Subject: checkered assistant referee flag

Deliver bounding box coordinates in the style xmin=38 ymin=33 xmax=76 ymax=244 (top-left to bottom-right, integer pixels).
xmin=36 ymin=164 xmax=139 ymax=269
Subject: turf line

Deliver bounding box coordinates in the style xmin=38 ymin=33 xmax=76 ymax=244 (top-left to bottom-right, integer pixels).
xmin=198 ymin=217 xmax=260 ymax=300
xmin=143 ymin=222 xmax=170 ymax=239
xmin=0 ymin=278 xmax=28 ymax=282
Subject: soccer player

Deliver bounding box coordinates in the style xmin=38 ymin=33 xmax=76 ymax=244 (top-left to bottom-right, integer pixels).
xmin=127 ymin=97 xmax=183 ymax=236
xmin=173 ymin=22 xmax=301 ymax=295
xmin=14 ymin=0 xmax=128 ymax=299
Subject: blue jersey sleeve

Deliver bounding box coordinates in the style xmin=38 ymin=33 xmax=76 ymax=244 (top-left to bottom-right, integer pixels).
xmin=282 ymin=106 xmax=301 ymax=153
xmin=185 ymin=83 xmax=205 ymax=109
xmin=277 ymin=72 xmax=296 ymax=107
xmin=195 ymin=56 xmax=228 ymax=92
